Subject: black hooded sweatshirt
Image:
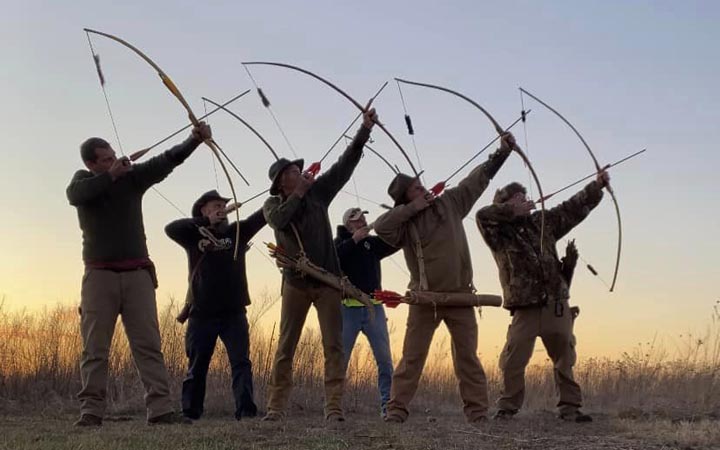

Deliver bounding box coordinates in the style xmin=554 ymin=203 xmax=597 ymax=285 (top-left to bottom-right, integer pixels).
xmin=165 ymin=208 xmax=266 ymax=318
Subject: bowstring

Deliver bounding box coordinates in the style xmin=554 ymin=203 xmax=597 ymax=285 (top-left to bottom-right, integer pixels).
xmin=520 ymin=89 xmax=533 ymax=198
xmin=85 ymin=31 xmax=125 ymax=157
xmin=243 ymin=65 xmax=298 ymax=158
xmin=396 ymin=80 xmax=425 ymax=184
xmin=202 ymin=98 xmax=220 ymax=190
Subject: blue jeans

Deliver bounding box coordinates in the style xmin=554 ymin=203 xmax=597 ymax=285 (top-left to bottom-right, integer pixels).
xmin=182 ymin=313 xmax=257 ymax=420
xmin=342 ymin=304 xmax=393 ymax=412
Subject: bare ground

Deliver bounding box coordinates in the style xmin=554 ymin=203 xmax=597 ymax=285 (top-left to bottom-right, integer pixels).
xmin=1 ymin=411 xmax=718 ymax=450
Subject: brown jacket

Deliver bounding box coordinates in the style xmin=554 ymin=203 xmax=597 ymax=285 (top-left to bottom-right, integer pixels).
xmin=374 ymin=147 xmax=510 ymax=293
xmin=475 ymin=180 xmax=604 ymax=310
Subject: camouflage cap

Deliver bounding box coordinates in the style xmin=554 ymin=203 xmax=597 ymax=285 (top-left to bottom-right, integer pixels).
xmin=493 ymin=182 xmax=527 ymax=204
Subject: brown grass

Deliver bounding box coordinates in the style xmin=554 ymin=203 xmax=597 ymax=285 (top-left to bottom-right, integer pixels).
xmin=0 ymin=295 xmax=719 ymax=423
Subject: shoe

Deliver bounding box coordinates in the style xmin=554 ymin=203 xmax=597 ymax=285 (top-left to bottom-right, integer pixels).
xmin=493 ymin=409 xmax=517 ymax=421
xmin=326 ymin=412 xmax=345 ymax=422
xmin=261 ymin=411 xmax=283 ymax=422
xmin=74 ymin=414 xmax=102 ymax=427
xmin=470 ymin=416 xmax=488 ymax=425
xmin=384 ymin=414 xmax=404 ymax=424
xmin=559 ymin=410 xmax=593 ymax=423
xmin=147 ymin=412 xmax=192 ymax=425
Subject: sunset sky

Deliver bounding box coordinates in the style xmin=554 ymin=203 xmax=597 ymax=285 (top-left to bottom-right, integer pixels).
xmin=2 ymin=0 xmax=718 ymax=360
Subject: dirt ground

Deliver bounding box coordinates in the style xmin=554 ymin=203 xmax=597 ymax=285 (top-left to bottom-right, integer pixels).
xmin=2 ymin=410 xmax=718 ymax=450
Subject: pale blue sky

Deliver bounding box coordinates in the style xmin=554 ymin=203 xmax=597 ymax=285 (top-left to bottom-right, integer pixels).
xmin=1 ymin=0 xmax=718 ymax=357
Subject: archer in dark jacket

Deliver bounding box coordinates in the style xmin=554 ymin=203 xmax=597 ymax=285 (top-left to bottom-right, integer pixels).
xmin=165 ymin=190 xmax=266 ymax=421
xmin=261 ymin=107 xmax=377 ymax=422
xmin=334 ymin=208 xmax=398 ymax=417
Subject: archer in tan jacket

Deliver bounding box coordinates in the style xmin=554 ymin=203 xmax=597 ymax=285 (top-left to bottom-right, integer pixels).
xmin=373 ymin=133 xmax=515 ymax=423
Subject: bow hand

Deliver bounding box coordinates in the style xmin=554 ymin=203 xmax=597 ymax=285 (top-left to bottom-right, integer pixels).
xmin=191 ymin=122 xmax=212 ymax=142
xmin=596 ymin=169 xmax=611 ymax=189
xmin=362 ymin=105 xmax=378 ymax=129
xmin=500 ymin=131 xmax=516 ymax=152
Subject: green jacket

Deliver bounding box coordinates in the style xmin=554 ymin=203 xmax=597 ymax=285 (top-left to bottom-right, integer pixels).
xmin=373 ymin=146 xmax=511 ymax=293
xmin=475 ymin=180 xmax=604 ymax=310
xmin=263 ymin=125 xmax=371 ymax=287
xmin=67 ymin=136 xmax=201 ymax=263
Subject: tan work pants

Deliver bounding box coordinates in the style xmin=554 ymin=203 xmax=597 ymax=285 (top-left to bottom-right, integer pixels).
xmin=497 ymin=299 xmax=582 ymax=414
xmin=266 ymin=281 xmax=344 ymax=418
xmin=78 ymin=269 xmax=173 ymax=420
xmin=387 ymin=305 xmax=489 ymax=422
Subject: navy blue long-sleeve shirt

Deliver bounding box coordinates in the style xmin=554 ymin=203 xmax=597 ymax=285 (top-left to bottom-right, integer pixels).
xmin=334 ymin=225 xmax=398 ymax=295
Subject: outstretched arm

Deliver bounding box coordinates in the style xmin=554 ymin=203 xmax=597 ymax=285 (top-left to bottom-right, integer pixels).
xmin=443 ymin=133 xmax=513 ymax=217
xmin=236 ymin=207 xmax=267 ymax=241
xmin=545 ymin=174 xmax=606 ymax=240
xmin=132 ymin=123 xmax=209 ymax=191
xmin=314 ymin=125 xmax=371 ymax=205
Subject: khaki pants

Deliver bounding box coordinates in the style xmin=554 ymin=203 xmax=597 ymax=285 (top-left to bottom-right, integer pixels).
xmin=266 ymin=281 xmax=344 ymax=418
xmin=387 ymin=305 xmax=488 ymax=422
xmin=78 ymin=269 xmax=173 ymax=420
xmin=497 ymin=299 xmax=582 ymax=414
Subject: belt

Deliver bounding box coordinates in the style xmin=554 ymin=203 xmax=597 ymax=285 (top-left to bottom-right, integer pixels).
xmin=343 ymin=298 xmax=382 ymax=307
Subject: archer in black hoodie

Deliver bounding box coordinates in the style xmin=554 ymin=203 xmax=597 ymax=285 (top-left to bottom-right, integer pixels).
xmin=165 ymin=190 xmax=266 ymax=421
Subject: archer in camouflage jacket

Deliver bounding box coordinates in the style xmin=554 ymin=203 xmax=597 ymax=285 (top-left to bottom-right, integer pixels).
xmin=475 ymin=178 xmax=605 ymax=311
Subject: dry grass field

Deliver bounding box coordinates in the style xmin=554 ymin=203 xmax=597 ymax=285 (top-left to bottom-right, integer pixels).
xmin=1 ymin=296 xmax=719 ymax=449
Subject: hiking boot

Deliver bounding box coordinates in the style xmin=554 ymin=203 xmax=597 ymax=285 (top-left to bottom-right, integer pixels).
xmin=493 ymin=409 xmax=517 ymax=421
xmin=559 ymin=410 xmax=593 ymax=423
xmin=74 ymin=414 xmax=102 ymax=427
xmin=261 ymin=411 xmax=283 ymax=422
xmin=147 ymin=412 xmax=192 ymax=425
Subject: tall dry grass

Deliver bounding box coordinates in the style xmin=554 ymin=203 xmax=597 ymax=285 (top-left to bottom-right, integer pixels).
xmin=0 ymin=295 xmax=718 ymax=418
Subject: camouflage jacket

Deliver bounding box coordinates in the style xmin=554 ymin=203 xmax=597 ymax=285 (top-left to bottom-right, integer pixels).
xmin=475 ymin=181 xmax=604 ymax=310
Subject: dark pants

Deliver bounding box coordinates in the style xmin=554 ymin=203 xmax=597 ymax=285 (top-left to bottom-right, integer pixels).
xmin=182 ymin=312 xmax=257 ymax=419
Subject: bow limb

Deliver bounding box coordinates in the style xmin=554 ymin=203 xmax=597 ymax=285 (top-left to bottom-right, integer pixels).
xmin=242 ymin=61 xmax=420 ymax=178
xmin=202 ymin=97 xmax=281 ymax=161
xmin=395 ymin=78 xmax=505 ymax=135
xmin=394 ymin=78 xmax=546 ymax=251
xmin=84 ymin=28 xmax=244 ymax=259
xmin=519 ymin=88 xmax=622 ymax=291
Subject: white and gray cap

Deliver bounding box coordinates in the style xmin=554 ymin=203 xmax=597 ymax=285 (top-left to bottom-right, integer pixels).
xmin=342 ymin=207 xmax=368 ymax=227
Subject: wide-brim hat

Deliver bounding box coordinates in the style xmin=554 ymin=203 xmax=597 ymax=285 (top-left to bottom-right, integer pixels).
xmin=191 ymin=190 xmax=231 ymax=217
xmin=387 ymin=173 xmax=419 ymax=206
xmin=268 ymin=158 xmax=305 ymax=195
